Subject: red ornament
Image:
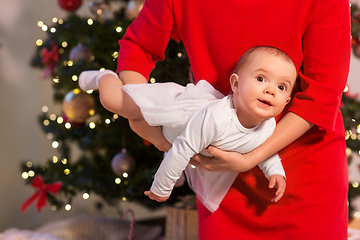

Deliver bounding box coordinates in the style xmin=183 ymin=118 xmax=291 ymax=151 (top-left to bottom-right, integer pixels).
xmin=21 ymin=176 xmax=62 ymax=213
xmin=143 ymin=139 xmax=152 ymax=146
xmin=58 ymin=0 xmax=82 ymax=11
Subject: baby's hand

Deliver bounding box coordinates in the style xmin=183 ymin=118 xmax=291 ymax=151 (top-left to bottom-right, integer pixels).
xmin=144 ymin=190 xmax=169 ymax=202
xmin=268 ymin=174 xmax=286 ymax=202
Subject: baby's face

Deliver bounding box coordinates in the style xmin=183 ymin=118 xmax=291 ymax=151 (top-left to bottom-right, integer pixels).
xmin=230 ymin=50 xmax=297 ymax=128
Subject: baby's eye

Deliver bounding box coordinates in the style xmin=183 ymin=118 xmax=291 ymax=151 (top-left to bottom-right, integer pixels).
xmin=278 ymin=84 xmax=286 ymax=91
xmin=256 ymin=76 xmax=264 ymax=82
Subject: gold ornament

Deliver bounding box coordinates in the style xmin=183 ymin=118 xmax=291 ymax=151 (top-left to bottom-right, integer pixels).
xmin=62 ymin=89 xmax=95 ymax=123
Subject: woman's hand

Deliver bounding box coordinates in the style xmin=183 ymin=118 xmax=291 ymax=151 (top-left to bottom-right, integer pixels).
xmin=189 ymin=146 xmax=257 ymax=172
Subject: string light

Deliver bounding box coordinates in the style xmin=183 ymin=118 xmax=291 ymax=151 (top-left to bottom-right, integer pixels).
xmin=65 ymin=204 xmax=71 ymax=211
xmin=113 ymin=114 xmax=119 ymax=119
xmin=72 ymin=75 xmax=78 ymax=81
xmin=67 ymin=61 xmax=73 ymax=67
xmin=345 ymin=130 xmax=352 ymax=140
xmin=83 ymin=193 xmax=90 ymax=199
xmin=26 ymin=161 xmax=33 ymax=168
xmin=43 ymin=119 xmax=50 ymax=126
xmin=37 ymin=21 xmax=44 ymax=27
xmin=57 ymin=116 xmax=64 ymax=124
xmin=87 ymin=19 xmax=94 ymax=25
xmin=105 ymin=119 xmax=111 ymax=124
xmin=65 ymin=122 xmax=71 ymax=129
xmin=42 ymin=106 xmax=49 ymax=113
xmin=344 ymin=85 xmax=349 ymax=92
xmin=58 ymin=19 xmax=63 ymax=24
xmin=61 ymin=158 xmax=67 ymax=164
xmin=50 ymin=27 xmax=56 ymax=33
xmin=47 ymin=133 xmax=54 ymax=139
xmin=351 ymin=134 xmax=357 ymax=140
xmin=41 ymin=25 xmax=48 ymax=32
xmin=50 ymin=114 xmax=57 ymax=121
xmin=53 ymin=156 xmax=58 ymax=163
xmin=346 ymin=148 xmax=352 ymax=156
xmin=51 ymin=206 xmax=57 ymax=211
xmin=52 ymin=17 xmax=58 ymax=23
xmin=115 ymin=178 xmax=121 ymax=184
xmin=36 ymin=39 xmax=43 ymax=46
xmin=112 ymin=52 xmax=119 ymax=59
xmin=28 ymin=171 xmax=35 ymax=177
xmin=22 ymin=172 xmax=29 ymax=179
xmin=62 ymin=41 xmax=68 ymax=48
xmin=353 ymin=182 xmax=359 ymax=188
xmin=89 ymin=122 xmax=96 ymax=129
xmin=52 ymin=141 xmax=59 ymax=149
xmin=122 ymin=197 xmax=127 ymax=201
xmin=123 ymin=172 xmax=128 ymax=178
xmin=150 ymin=77 xmax=156 ymax=83
xmin=116 ymin=26 xmax=122 ymax=32
xmin=53 ymin=77 xmax=60 ymax=83
xmin=86 ymin=90 xmax=94 ymax=94
xmin=64 ymin=169 xmax=70 ymax=175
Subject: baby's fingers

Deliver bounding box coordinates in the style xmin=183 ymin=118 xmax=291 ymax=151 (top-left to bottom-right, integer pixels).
xmin=268 ymin=177 xmax=276 ymax=189
xmin=271 ymin=189 xmax=285 ymax=202
xmin=271 ymin=180 xmax=286 ymax=202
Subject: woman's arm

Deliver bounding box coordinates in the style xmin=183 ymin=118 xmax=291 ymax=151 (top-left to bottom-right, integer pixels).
xmin=190 ymin=112 xmax=313 ymax=172
xmin=191 ymin=0 xmax=350 ymax=172
xmin=118 ymin=70 xmax=147 ymax=84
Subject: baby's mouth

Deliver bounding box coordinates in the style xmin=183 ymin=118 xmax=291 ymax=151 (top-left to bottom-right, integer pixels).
xmin=258 ymin=99 xmax=272 ymax=106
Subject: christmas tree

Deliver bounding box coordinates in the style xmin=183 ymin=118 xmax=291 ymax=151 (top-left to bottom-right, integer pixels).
xmin=21 ymin=0 xmax=360 ymax=218
xmin=20 ymin=0 xmax=192 ymax=213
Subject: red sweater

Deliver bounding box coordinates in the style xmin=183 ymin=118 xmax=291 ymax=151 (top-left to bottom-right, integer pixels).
xmin=117 ymin=0 xmax=351 ymax=239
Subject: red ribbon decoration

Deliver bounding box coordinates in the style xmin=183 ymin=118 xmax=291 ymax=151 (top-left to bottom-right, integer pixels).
xmin=41 ymin=43 xmax=59 ymax=78
xmin=21 ymin=176 xmax=62 ymax=213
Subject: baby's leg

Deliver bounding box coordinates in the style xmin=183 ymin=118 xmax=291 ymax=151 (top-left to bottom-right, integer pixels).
xmin=79 ymin=70 xmax=142 ymax=120
xmin=129 ymin=119 xmax=171 ymax=152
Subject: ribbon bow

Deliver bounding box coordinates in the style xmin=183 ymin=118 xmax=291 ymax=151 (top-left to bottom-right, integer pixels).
xmin=21 ymin=176 xmax=62 ymax=213
xmin=41 ymin=43 xmax=59 ymax=78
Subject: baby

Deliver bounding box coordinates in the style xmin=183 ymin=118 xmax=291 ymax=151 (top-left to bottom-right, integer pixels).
xmin=79 ymin=46 xmax=296 ymax=212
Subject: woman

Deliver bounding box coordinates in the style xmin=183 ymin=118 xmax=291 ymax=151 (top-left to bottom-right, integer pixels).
xmin=116 ymin=0 xmax=351 ymax=239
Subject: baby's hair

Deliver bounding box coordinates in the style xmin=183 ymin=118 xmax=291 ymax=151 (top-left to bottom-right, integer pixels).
xmin=234 ymin=46 xmax=294 ymax=73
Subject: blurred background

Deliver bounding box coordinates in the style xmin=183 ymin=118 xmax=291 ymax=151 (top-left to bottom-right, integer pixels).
xmin=0 ymin=0 xmax=171 ymax=233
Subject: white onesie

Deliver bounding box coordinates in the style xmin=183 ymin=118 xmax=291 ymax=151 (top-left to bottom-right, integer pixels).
xmin=123 ymin=80 xmax=285 ymax=212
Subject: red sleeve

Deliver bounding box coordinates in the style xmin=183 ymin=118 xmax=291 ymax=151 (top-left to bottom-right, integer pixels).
xmin=116 ymin=0 xmax=175 ymax=79
xmin=288 ymin=0 xmax=351 ymax=130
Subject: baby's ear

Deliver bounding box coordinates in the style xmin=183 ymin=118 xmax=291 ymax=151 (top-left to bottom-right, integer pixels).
xmin=230 ymin=73 xmax=239 ymax=92
xmin=285 ymin=96 xmax=291 ymax=105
